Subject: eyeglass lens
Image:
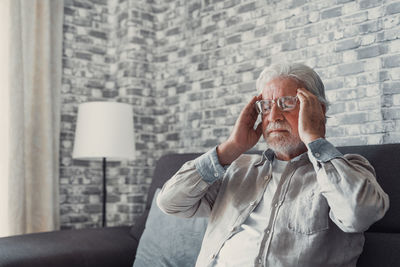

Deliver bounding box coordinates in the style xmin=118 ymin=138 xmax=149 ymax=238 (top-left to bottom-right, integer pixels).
xmin=256 ymin=96 xmax=297 ymax=114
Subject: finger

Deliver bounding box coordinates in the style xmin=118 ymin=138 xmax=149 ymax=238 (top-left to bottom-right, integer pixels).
xmin=236 ymin=96 xmax=259 ymax=127
xmin=297 ymin=88 xmax=319 ymax=102
xmin=243 ymin=96 xmax=260 ymax=117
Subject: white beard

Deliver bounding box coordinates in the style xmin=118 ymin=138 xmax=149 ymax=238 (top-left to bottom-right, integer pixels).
xmin=264 ymin=122 xmax=306 ymax=158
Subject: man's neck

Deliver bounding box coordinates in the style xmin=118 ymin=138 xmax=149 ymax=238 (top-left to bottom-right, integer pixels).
xmin=274 ymin=144 xmax=307 ymax=161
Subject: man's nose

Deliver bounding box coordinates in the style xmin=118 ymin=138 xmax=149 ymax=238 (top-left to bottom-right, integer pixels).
xmin=267 ymin=104 xmax=284 ymax=122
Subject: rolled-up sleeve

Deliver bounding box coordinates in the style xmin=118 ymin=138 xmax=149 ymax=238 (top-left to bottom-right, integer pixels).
xmin=307 ymin=138 xmax=390 ymax=233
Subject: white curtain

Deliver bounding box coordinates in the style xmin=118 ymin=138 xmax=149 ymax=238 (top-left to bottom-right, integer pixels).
xmin=1 ymin=0 xmax=63 ymax=236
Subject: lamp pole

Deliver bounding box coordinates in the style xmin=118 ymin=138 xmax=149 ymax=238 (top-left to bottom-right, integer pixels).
xmin=102 ymin=157 xmax=107 ymax=227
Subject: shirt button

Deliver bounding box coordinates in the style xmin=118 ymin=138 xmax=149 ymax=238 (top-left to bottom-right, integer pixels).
xmin=314 ymin=152 xmax=321 ymax=158
xmin=274 ymin=203 xmax=278 ymax=208
xmin=214 ymin=172 xmax=219 ymax=177
xmin=257 ymin=258 xmax=262 ymax=264
xmin=266 ymin=229 xmax=270 ymax=234
xmin=250 ymin=201 xmax=255 ymax=206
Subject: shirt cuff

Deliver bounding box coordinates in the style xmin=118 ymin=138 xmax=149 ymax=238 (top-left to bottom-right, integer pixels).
xmin=194 ymin=146 xmax=226 ymax=184
xmin=307 ymin=138 xmax=343 ymax=164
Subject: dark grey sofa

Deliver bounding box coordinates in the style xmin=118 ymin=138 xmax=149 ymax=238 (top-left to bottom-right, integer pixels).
xmin=0 ymin=144 xmax=399 ymax=267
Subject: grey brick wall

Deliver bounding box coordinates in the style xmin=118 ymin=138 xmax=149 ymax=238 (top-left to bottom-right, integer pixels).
xmin=154 ymin=0 xmax=400 ymax=152
xmin=61 ymin=0 xmax=400 ymax=229
xmin=61 ymin=0 xmax=156 ymax=229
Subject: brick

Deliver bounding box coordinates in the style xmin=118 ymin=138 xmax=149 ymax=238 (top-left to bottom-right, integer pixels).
xmin=238 ymin=2 xmax=256 ymax=13
xmin=64 ymin=7 xmax=75 ymax=16
xmin=324 ymin=79 xmax=344 ymax=90
xmin=326 ymin=126 xmax=346 ymax=137
xmin=342 ymin=12 xmax=368 ymax=24
xmin=383 ymin=82 xmax=400 ymax=94
xmin=75 ymin=52 xmax=92 ymax=61
xmin=166 ymin=27 xmax=180 ymax=36
xmin=236 ymin=63 xmax=255 ymax=73
xmin=357 ymin=45 xmax=387 ymax=59
xmin=89 ymin=30 xmax=107 ymax=40
xmin=91 ymin=0 xmax=107 ymax=5
xmin=359 ymin=21 xmax=382 ymax=34
xmin=337 ymin=62 xmax=364 ymax=76
xmin=384 ymin=133 xmax=400 ymax=143
xmin=239 ymin=22 xmax=256 ymax=32
xmin=281 ymin=42 xmax=297 ymax=51
xmin=386 ymin=2 xmax=400 ymax=15
xmin=321 ymin=7 xmax=342 ymax=20
xmin=358 ymin=97 xmax=381 ymax=110
xmin=73 ymin=1 xmax=93 ymax=9
xmin=203 ymin=24 xmax=217 ymax=34
xmin=290 ymin=0 xmax=307 ymax=8
xmin=377 ymin=28 xmax=400 ymax=41
xmin=255 ymin=26 xmax=268 ymax=37
xmin=226 ymin=34 xmax=242 ymax=44
xmin=383 ymin=107 xmax=400 ymax=119
xmin=336 ymin=112 xmax=368 ymax=125
xmin=226 ymin=16 xmax=242 ymax=27
xmin=188 ymin=111 xmax=202 ymax=120
xmin=335 ymin=38 xmax=361 ymax=52
xmin=327 ymin=102 xmax=346 ymax=114
xmin=393 ymin=94 xmax=400 ymax=105
xmin=359 ymin=0 xmax=382 ymax=9
xmin=201 ymin=80 xmax=214 ymax=89
xmin=286 ymin=15 xmax=309 ymax=29
xmin=382 ymin=55 xmax=400 ymax=68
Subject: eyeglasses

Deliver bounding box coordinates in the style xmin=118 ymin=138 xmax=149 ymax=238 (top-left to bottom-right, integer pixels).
xmin=255 ymin=96 xmax=298 ymax=115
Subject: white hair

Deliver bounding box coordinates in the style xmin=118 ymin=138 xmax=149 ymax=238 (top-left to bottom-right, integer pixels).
xmin=256 ymin=63 xmax=329 ymax=110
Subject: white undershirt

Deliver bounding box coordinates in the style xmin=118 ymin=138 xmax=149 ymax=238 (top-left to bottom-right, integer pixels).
xmin=213 ymin=159 xmax=288 ymax=267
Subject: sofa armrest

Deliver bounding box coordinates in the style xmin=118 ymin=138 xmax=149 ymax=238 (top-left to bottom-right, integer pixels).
xmin=0 ymin=226 xmax=137 ymax=267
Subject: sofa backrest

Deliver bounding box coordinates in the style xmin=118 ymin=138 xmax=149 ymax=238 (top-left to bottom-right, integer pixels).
xmin=131 ymin=144 xmax=400 ymax=240
xmin=337 ymin=143 xmax=400 ymax=233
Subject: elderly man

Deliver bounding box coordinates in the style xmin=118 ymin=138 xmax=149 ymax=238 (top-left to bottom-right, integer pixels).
xmin=157 ymin=63 xmax=389 ymax=267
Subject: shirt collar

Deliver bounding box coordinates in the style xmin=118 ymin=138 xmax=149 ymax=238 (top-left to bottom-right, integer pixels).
xmin=254 ymin=148 xmax=309 ymax=167
xmin=254 ymin=149 xmax=275 ymax=167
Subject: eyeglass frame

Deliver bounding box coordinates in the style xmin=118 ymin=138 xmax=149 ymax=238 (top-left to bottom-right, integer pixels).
xmin=255 ymin=95 xmax=299 ymax=115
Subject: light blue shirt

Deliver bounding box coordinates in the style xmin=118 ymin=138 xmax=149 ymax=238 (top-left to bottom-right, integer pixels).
xmin=158 ymin=138 xmax=389 ymax=267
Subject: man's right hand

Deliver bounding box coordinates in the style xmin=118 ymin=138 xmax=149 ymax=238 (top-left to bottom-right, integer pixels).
xmin=217 ymin=95 xmax=263 ymax=165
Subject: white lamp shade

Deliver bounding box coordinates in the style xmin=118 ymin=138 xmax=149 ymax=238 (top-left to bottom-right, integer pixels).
xmin=72 ymin=102 xmax=135 ymax=161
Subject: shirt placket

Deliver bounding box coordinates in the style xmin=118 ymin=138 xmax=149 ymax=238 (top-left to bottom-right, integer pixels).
xmin=254 ymin=161 xmax=299 ymax=267
xmin=209 ymin=160 xmax=274 ymax=267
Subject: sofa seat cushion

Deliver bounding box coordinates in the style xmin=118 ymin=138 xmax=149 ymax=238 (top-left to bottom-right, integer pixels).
xmin=133 ymin=189 xmax=208 ymax=267
xmin=0 ymin=226 xmax=137 ymax=267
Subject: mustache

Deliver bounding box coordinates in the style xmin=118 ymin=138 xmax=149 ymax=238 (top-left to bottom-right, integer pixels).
xmin=266 ymin=122 xmax=292 ymax=133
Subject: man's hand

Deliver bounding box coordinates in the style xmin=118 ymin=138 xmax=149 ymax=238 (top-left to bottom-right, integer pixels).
xmin=297 ymin=88 xmax=326 ymax=144
xmin=217 ymin=95 xmax=263 ymax=165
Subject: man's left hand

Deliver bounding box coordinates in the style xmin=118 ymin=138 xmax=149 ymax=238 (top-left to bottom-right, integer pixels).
xmin=296 ymin=88 xmax=326 ymax=144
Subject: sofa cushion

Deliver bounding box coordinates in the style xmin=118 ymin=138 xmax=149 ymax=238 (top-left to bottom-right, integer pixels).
xmin=0 ymin=226 xmax=136 ymax=267
xmin=129 ymin=153 xmax=201 ymax=239
xmin=133 ymin=189 xmax=208 ymax=267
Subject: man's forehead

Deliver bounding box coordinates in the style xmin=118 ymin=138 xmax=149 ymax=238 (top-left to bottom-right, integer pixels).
xmin=262 ymin=77 xmax=299 ymax=94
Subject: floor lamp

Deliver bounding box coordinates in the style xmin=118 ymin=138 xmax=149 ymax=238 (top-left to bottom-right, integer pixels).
xmin=72 ymin=102 xmax=135 ymax=227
